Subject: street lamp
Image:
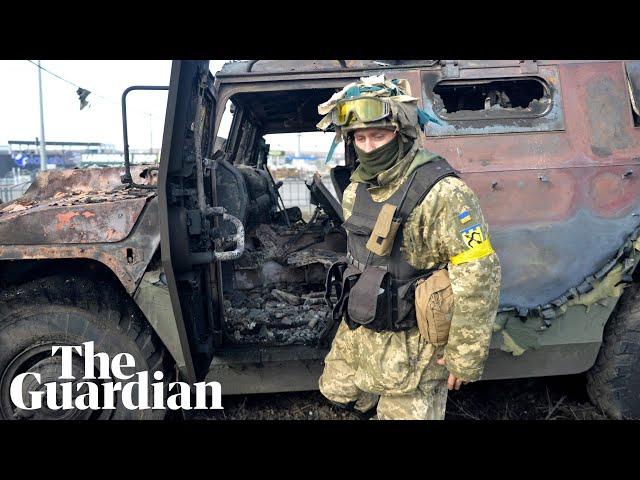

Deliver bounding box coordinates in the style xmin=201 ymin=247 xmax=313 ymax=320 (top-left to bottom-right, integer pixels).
xmin=148 ymin=113 xmax=153 ymax=153
xmin=37 ymin=61 xmax=47 ymax=171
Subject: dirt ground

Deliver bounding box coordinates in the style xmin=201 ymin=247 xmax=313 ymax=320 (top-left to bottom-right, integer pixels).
xmin=184 ymin=373 xmax=609 ymax=420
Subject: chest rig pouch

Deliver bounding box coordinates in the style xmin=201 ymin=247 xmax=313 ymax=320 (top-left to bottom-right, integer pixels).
xmin=325 ymin=158 xmax=459 ymax=333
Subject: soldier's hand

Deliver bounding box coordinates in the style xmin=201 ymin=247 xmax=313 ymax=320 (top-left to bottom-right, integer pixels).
xmin=436 ymin=357 xmax=468 ymax=390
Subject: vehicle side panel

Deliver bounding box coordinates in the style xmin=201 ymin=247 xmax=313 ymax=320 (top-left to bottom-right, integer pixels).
xmin=421 ymin=62 xmax=640 ymax=309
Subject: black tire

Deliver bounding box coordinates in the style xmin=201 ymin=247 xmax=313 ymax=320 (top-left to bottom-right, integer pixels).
xmin=586 ymin=282 xmax=640 ymax=419
xmin=0 ymin=275 xmax=173 ymax=420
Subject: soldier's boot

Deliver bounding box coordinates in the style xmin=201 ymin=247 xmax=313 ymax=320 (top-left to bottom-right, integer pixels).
xmin=328 ymin=397 xmax=378 ymax=420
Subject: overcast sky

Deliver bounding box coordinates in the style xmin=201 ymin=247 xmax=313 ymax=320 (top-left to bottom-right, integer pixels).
xmin=0 ymin=60 xmax=334 ymax=154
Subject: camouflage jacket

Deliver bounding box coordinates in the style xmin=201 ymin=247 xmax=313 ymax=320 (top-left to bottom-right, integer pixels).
xmin=342 ymin=146 xmax=502 ymax=383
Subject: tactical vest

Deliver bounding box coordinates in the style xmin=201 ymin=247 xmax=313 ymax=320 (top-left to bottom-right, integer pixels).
xmin=324 ymin=158 xmax=459 ymax=333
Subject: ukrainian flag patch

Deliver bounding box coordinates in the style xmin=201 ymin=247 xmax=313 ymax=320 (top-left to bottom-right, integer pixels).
xmin=458 ymin=210 xmax=471 ymax=224
xmin=460 ymin=223 xmax=485 ymax=248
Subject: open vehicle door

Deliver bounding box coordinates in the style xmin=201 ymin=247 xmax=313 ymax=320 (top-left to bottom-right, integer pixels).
xmin=158 ymin=60 xmax=245 ymax=382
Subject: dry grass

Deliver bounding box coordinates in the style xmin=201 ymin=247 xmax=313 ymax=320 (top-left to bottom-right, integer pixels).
xmin=185 ymin=374 xmax=609 ymax=420
xmin=444 ymin=374 xmax=607 ymax=420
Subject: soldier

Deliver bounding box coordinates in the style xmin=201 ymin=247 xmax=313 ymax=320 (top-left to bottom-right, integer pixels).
xmin=316 ymin=75 xmax=502 ymax=420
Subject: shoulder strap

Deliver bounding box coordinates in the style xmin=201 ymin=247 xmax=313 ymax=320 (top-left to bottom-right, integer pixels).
xmin=341 ymin=181 xmax=377 ymax=233
xmin=395 ymin=158 xmax=459 ymax=222
xmin=343 ymin=158 xmax=458 ymax=233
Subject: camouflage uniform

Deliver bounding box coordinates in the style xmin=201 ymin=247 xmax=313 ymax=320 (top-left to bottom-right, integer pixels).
xmin=316 ymin=75 xmax=501 ymax=420
xmin=318 ymin=148 xmax=502 ymax=420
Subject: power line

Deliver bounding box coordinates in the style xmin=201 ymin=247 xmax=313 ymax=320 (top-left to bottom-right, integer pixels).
xmin=27 ymin=60 xmax=80 ymax=89
xmin=27 ymin=60 xmax=117 ymax=106
xmin=26 ymin=60 xmax=162 ymax=117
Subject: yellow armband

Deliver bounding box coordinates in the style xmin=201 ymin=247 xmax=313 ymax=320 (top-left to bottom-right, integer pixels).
xmin=450 ymin=237 xmax=495 ymax=265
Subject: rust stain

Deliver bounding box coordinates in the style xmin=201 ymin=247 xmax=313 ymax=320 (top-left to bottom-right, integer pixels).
xmin=589 ymin=169 xmax=639 ymax=216
xmin=105 ymin=229 xmax=119 ymax=241
xmin=0 ymin=187 xmax=160 ymax=294
xmin=56 ymin=212 xmax=80 ymax=231
xmin=0 ymin=197 xmax=150 ymax=245
xmin=22 ymin=165 xmax=155 ymax=203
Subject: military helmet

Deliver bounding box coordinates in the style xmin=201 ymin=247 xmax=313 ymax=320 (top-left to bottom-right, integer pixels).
xmin=317 ymin=75 xmax=440 ymax=142
xmin=317 ymin=75 xmax=442 ymax=163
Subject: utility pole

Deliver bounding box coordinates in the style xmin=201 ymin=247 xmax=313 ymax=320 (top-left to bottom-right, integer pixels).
xmin=37 ymin=60 xmax=47 ymax=171
xmin=148 ymin=113 xmax=153 ymax=153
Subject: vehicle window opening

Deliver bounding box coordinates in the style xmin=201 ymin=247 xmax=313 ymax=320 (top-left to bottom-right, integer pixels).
xmin=214 ymin=100 xmax=234 ymax=151
xmin=625 ymin=62 xmax=640 ymax=128
xmin=213 ymin=88 xmax=350 ymax=348
xmin=432 ymin=77 xmax=551 ymax=120
xmin=632 ymin=108 xmax=640 ymax=128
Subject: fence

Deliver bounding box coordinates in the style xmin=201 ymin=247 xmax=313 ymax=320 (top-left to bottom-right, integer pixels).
xmin=279 ymin=174 xmax=337 ymax=220
xmin=0 ymin=170 xmax=33 ymax=204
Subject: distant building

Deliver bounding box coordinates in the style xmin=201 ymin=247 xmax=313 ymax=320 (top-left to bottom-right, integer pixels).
xmin=0 ymin=146 xmax=12 ymax=177
xmin=6 ymin=140 xmax=160 ymax=171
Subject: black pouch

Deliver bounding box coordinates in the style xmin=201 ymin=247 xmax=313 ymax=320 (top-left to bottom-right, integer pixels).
xmin=347 ymin=265 xmax=393 ymax=333
xmin=324 ymin=260 xmax=361 ymax=331
xmin=324 ymin=259 xmax=348 ymax=312
xmin=341 ymin=267 xmax=363 ymax=330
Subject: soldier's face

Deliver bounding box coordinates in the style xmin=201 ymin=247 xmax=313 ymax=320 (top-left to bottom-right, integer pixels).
xmin=353 ymin=128 xmax=397 ymax=153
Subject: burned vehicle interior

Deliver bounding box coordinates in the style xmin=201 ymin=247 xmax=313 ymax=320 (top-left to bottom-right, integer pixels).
xmin=210 ymin=87 xmax=352 ymax=348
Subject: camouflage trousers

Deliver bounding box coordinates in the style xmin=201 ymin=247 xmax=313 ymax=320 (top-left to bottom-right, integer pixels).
xmin=319 ymin=321 xmax=449 ymax=420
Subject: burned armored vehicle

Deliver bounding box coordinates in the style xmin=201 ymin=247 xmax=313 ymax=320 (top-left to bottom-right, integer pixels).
xmin=1 ymin=60 xmax=640 ymax=419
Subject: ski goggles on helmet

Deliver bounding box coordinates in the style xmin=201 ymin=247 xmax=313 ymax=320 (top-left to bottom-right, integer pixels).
xmin=332 ymin=97 xmax=391 ymax=127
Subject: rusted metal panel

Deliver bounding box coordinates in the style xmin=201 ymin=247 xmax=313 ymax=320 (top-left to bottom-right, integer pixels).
xmin=458 ymin=60 xmax=527 ymax=70
xmin=0 ymin=166 xmax=155 ymax=245
xmin=0 ymin=198 xmax=148 ymax=245
xmin=422 ymin=62 xmax=640 ymax=175
xmin=22 ymin=165 xmax=151 ymax=200
xmin=463 ymin=165 xmax=640 ymax=226
xmin=564 ymin=62 xmax=637 ymax=157
xmin=215 ymin=60 xmax=612 ymax=80
xmin=216 ymin=60 xmax=438 ymax=77
xmin=422 ymin=131 xmax=575 ymax=172
xmin=587 ymin=166 xmax=640 ymax=216
xmin=462 ymin=165 xmax=640 ymax=308
xmin=491 ymin=204 xmax=640 ymax=308
xmin=419 ymin=62 xmax=640 ymax=309
xmin=463 ymin=170 xmax=577 ymax=225
xmin=0 ymin=198 xmax=160 ymax=294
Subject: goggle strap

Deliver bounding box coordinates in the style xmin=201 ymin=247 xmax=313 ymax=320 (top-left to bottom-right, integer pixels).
xmin=324 ymin=135 xmax=339 ymax=164
xmin=417 ymin=107 xmax=443 ymax=127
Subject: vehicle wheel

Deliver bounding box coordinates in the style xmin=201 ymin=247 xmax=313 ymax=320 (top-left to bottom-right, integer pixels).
xmin=0 ymin=275 xmax=173 ymax=420
xmin=586 ymin=282 xmax=640 ymax=419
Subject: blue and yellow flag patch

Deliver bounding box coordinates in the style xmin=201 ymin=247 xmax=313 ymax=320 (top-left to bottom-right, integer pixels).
xmin=458 ymin=210 xmax=471 ymax=224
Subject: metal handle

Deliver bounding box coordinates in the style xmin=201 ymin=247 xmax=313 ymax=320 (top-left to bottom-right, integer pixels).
xmin=214 ymin=210 xmax=245 ymax=262
xmin=190 ymin=208 xmax=245 ymax=264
